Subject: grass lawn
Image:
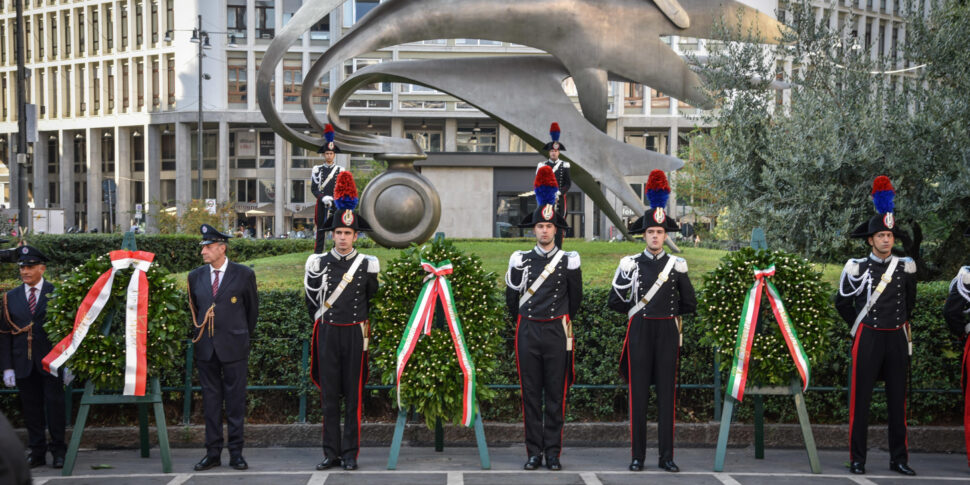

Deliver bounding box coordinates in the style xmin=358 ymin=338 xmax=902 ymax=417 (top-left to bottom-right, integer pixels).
xmin=174 ymin=240 xmax=844 ymax=291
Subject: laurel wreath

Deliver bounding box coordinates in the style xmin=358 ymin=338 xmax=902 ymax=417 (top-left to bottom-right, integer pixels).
xmin=698 ymin=248 xmax=839 ymax=386
xmin=370 ymin=238 xmax=504 ymax=427
xmin=43 ymin=254 xmax=187 ymax=390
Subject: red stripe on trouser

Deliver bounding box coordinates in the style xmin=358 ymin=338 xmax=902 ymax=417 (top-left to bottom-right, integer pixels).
xmin=514 ymin=315 xmax=528 ymax=457
xmin=964 ymin=338 xmax=970 ymax=467
xmin=849 ymin=327 xmax=862 ymax=462
xmin=355 ymin=340 xmax=366 ymax=460
xmin=625 ymin=317 xmax=633 ymax=459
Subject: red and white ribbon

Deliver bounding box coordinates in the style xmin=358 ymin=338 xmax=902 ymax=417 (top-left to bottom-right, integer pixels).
xmin=43 ymin=250 xmax=155 ymax=396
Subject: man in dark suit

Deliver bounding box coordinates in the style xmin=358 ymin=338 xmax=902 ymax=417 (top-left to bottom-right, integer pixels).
xmin=0 ymin=245 xmax=67 ymax=469
xmin=188 ymin=225 xmax=259 ymax=471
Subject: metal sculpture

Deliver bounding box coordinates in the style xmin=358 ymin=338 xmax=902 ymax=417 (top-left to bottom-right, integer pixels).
xmin=258 ymin=0 xmax=782 ymax=247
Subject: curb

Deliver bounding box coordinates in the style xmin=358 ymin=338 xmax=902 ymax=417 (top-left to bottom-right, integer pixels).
xmin=19 ymin=422 xmax=966 ymax=453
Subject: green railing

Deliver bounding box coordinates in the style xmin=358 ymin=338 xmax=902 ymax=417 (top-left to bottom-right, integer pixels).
xmin=0 ymin=340 xmax=960 ymax=426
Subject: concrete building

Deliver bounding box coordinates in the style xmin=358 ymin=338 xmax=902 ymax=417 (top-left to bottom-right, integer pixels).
xmin=0 ymin=0 xmax=919 ymax=238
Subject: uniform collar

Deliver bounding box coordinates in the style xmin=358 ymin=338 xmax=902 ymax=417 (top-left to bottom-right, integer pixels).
xmin=534 ymin=245 xmax=559 ymax=259
xmin=868 ymin=253 xmax=891 ymax=264
xmin=331 ymin=248 xmax=358 ymax=261
xmin=209 ymin=258 xmax=229 ymax=274
xmin=643 ymin=249 xmax=666 ymax=261
xmin=23 ymin=277 xmax=44 ymax=293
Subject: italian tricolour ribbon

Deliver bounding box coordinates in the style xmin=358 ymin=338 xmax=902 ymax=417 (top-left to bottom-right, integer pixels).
xmin=395 ymin=259 xmax=477 ymax=427
xmin=43 ymin=250 xmax=155 ymax=396
xmin=726 ymin=265 xmax=811 ymax=402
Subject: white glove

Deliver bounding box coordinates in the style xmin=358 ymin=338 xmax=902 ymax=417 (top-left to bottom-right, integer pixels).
xmin=63 ymin=368 xmax=74 ymax=386
xmin=3 ymin=369 xmax=15 ymax=388
xmin=321 ymin=195 xmax=334 ymax=207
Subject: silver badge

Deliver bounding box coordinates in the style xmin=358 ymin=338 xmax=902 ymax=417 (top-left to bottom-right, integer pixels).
xmin=202 ymin=226 xmax=208 ymax=233
xmin=21 ymin=247 xmax=28 ymax=254
xmin=883 ymin=213 xmax=894 ymax=229
xmin=653 ymin=207 xmax=666 ymax=224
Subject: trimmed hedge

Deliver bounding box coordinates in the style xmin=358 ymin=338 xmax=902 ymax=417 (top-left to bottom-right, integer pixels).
xmin=14 ymin=234 xmax=318 ymax=278
xmin=1 ymin=282 xmax=963 ymax=427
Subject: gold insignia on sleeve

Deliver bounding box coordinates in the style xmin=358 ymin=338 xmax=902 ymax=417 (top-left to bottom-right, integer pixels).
xmin=231 ymin=296 xmax=238 ymax=304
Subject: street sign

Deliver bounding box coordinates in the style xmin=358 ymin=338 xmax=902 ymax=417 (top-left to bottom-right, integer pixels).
xmin=135 ymin=203 xmax=144 ymax=219
xmin=205 ymin=198 xmax=217 ymax=215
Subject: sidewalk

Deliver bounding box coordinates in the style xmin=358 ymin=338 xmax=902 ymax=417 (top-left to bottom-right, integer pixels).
xmin=28 ymin=445 xmax=970 ymax=485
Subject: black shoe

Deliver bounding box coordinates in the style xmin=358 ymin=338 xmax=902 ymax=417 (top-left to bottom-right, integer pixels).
xmin=889 ymin=461 xmax=916 ymax=476
xmin=52 ymin=455 xmax=65 ymax=469
xmin=342 ymin=457 xmax=358 ymax=470
xmin=546 ymin=456 xmax=562 ymax=471
xmin=26 ymin=455 xmax=45 ymax=469
xmin=629 ymin=459 xmax=644 ymax=471
xmin=229 ymin=455 xmax=248 ymax=470
xmin=659 ymin=460 xmax=680 ymax=472
xmin=316 ymin=456 xmax=342 ymax=470
xmin=849 ymin=461 xmax=865 ymax=474
xmin=193 ymin=455 xmax=221 ymax=471
xmin=523 ymin=455 xmax=542 ymax=470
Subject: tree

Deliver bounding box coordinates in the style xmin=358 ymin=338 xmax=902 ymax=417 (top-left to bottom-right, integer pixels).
xmin=154 ymin=199 xmax=237 ymax=235
xmin=693 ymin=0 xmax=968 ymax=277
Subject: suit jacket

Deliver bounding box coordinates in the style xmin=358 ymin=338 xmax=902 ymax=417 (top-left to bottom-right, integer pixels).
xmin=188 ymin=261 xmax=259 ymax=362
xmin=0 ymin=281 xmax=56 ymax=378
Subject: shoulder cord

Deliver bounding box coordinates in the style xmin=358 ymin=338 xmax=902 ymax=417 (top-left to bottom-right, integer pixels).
xmin=311 ymin=165 xmax=323 ymax=185
xmin=838 ymin=265 xmax=871 ymax=299
xmin=0 ymin=293 xmax=33 ymax=360
xmin=187 ymin=278 xmax=216 ymax=344
xmin=611 ymin=263 xmax=639 ymax=303
xmin=304 ymin=255 xmax=330 ymax=309
xmin=950 ymin=267 xmax=970 ymax=313
xmin=505 ymin=259 xmax=530 ymax=293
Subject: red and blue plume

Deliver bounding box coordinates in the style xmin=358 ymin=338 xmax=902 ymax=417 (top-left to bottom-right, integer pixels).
xmin=871 ymin=175 xmax=894 ymax=214
xmin=333 ymin=171 xmax=358 ymax=210
xmin=324 ymin=123 xmax=335 ymax=144
xmin=645 ymin=169 xmax=671 ymax=209
xmin=534 ymin=165 xmax=559 ymax=207
xmin=549 ymin=122 xmax=561 ymax=142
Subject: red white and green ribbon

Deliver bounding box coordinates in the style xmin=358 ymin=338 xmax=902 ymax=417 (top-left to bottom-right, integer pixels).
xmin=43 ymin=250 xmax=155 ymax=396
xmin=726 ymin=265 xmax=811 ymax=402
xmin=395 ymin=259 xmax=477 ymax=427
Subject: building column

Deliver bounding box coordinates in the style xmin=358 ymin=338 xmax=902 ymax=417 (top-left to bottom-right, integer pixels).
xmin=444 ymin=119 xmax=458 ymax=151
xmin=144 ymin=124 xmax=161 ymax=233
xmin=390 ymin=118 xmax=404 ymax=138
xmin=116 ymin=127 xmax=132 ymax=230
xmin=274 ymin=133 xmax=285 ymax=236
xmin=86 ymin=128 xmax=103 ymax=232
xmin=175 ymin=121 xmax=192 ymax=216
xmin=58 ymin=130 xmax=76 ymax=231
xmin=497 ymin=124 xmax=510 ymax=152
xmin=667 ymin=126 xmax=679 ymax=216
xmin=33 ymin=134 xmax=49 ymax=209
xmin=218 ymin=120 xmax=230 ymax=203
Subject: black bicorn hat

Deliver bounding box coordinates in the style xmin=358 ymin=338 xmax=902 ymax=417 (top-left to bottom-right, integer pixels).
xmin=17 ymin=245 xmax=48 ymax=266
xmin=321 ymin=171 xmax=372 ymax=232
xmin=849 ymin=175 xmax=903 ymax=238
xmin=541 ymin=122 xmax=566 ymax=152
xmin=628 ymin=170 xmax=679 ymax=234
xmin=199 ymin=224 xmax=232 ymax=245
xmin=518 ymin=165 xmax=569 ymax=229
xmin=317 ymin=123 xmax=342 ymax=154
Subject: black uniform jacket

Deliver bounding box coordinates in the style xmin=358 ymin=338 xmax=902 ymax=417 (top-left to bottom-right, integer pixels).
xmin=608 ymin=252 xmax=696 ymax=319
xmin=188 ymin=261 xmax=259 ymax=362
xmin=538 ymin=160 xmax=571 ymax=194
xmin=835 ymin=255 xmax=916 ymax=330
xmin=0 ymin=281 xmax=55 ymax=378
xmin=311 ymin=163 xmax=343 ymax=201
xmin=305 ymin=249 xmax=379 ymax=324
xmin=943 ymin=267 xmax=970 ymax=337
xmin=505 ymin=247 xmax=582 ymax=321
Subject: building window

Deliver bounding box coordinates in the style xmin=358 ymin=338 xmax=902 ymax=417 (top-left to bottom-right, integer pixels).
xmin=344 ymin=99 xmax=391 ymax=109
xmin=456 ymin=38 xmax=502 ymax=46
xmin=283 ymin=59 xmax=302 ymax=104
xmin=50 ymin=14 xmax=57 ymax=57
xmin=106 ymin=5 xmax=114 ymax=50
xmin=136 ymin=3 xmax=144 ymax=47
xmin=405 ymin=131 xmax=443 ymax=152
xmin=290 ymin=180 xmax=306 ymax=203
xmin=400 ymin=100 xmax=445 ymax=110
xmin=137 ymin=60 xmax=145 ymax=109
xmin=101 ymin=135 xmax=115 ymax=174
xmin=64 ymin=12 xmax=71 ymax=56
xmin=122 ymin=61 xmax=130 ymax=110
xmin=190 ymin=132 xmax=218 ymax=170
xmin=356 ymin=1 xmax=380 ymax=22
xmin=258 ymin=180 xmax=275 ymax=203
xmin=495 ymin=192 xmax=533 ymax=238
xmin=624 ymin=83 xmax=643 ymax=110
xmin=255 ymin=2 xmax=275 ymax=39
xmin=166 ymin=55 xmax=175 ymax=106
xmin=312 ymin=72 xmax=329 ymax=105
xmin=191 ymin=180 xmax=217 ymax=199
xmin=228 ymin=57 xmax=248 ymax=105
xmin=457 ymin=124 xmax=497 ymax=152
xmin=161 ymin=133 xmax=175 ymax=171
xmin=227 ymin=2 xmax=247 ymax=40
xmin=133 ymin=134 xmax=144 ymax=172
xmin=151 ymin=1 xmax=159 ymax=44
xmin=235 ymin=179 xmax=257 ymax=203
xmin=91 ymin=9 xmax=99 ymax=52
xmin=310 ymin=14 xmax=329 ymax=41
xmin=121 ymin=4 xmax=129 ymax=49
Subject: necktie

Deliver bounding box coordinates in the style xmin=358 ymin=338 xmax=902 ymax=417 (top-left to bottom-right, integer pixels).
xmin=28 ymin=287 xmax=37 ymax=314
xmin=212 ymin=270 xmax=221 ymax=297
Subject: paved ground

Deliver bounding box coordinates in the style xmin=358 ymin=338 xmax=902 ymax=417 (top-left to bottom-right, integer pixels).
xmin=27 ymin=446 xmax=970 ymax=484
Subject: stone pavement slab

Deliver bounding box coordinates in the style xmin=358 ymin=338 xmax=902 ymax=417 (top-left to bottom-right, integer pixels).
xmin=27 ymin=446 xmax=970 ymax=485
